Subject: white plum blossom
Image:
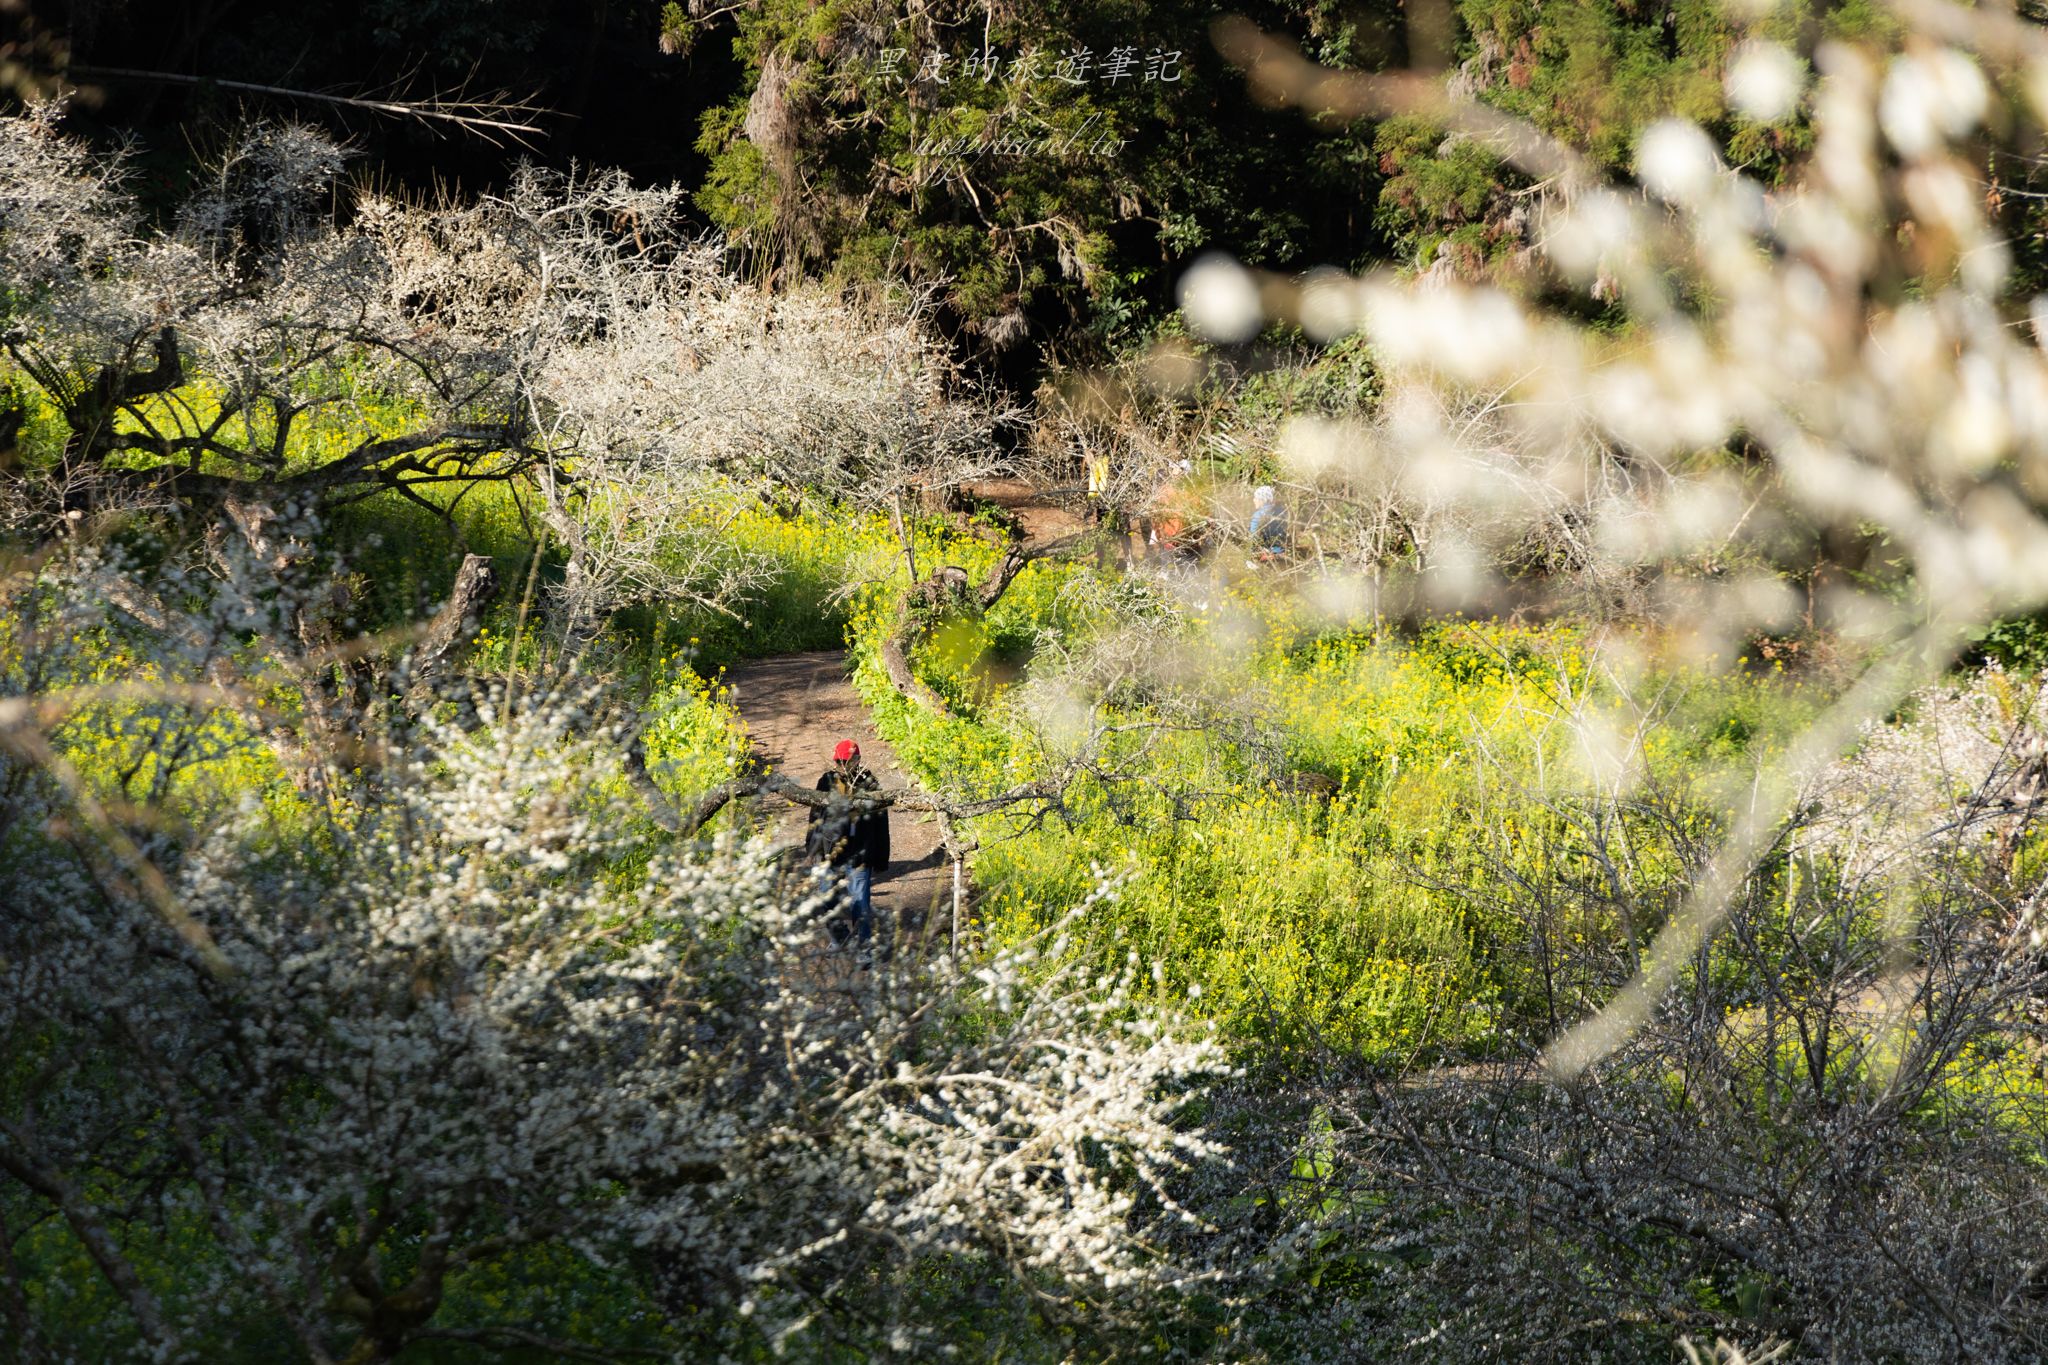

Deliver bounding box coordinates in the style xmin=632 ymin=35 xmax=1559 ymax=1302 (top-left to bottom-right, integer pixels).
xmin=1636 ymin=119 xmax=1722 ymax=207
xmin=0 ymin=553 xmax=1235 ymax=1360
xmin=1726 ymin=41 xmax=1806 ymax=123
xmin=1178 ymin=252 xmax=1264 ymax=343
xmin=1879 ymin=48 xmax=1989 ymax=160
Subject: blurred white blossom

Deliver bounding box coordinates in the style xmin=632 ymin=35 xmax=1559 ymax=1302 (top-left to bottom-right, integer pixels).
xmin=1178 ymin=252 xmax=1264 ymax=343
xmin=1727 ymin=41 xmax=1806 ymax=123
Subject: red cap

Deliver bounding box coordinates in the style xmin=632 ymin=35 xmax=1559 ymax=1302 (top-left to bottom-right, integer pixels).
xmin=833 ymin=739 xmax=860 ymax=761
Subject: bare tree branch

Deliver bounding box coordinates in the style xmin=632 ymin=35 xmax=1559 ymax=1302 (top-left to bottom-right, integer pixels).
xmin=61 ymin=66 xmax=552 ymax=147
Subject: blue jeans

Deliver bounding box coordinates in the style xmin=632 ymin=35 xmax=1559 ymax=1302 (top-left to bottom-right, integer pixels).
xmin=820 ymin=864 xmax=873 ymax=949
xmin=846 ymin=865 xmax=874 ymax=947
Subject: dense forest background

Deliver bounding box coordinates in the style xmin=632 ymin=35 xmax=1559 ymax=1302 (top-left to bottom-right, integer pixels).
xmin=39 ymin=0 xmax=2046 ymax=373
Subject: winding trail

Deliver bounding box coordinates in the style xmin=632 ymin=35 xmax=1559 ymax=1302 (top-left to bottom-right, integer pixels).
xmin=722 ymin=650 xmax=952 ymax=937
xmin=959 ymin=477 xmax=1088 ymax=546
xmin=720 ymin=483 xmax=1082 ymax=943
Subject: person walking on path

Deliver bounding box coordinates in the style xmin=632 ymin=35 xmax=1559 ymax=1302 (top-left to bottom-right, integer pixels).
xmin=1084 ymin=449 xmax=1112 ymax=526
xmin=1147 ymin=460 xmax=1197 ymax=563
xmin=805 ymin=739 xmax=890 ymax=963
xmin=1249 ymin=484 xmax=1290 ymax=561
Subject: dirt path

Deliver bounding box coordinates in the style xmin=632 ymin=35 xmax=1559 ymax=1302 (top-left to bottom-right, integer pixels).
xmin=959 ymin=478 xmax=1089 ymax=547
xmin=723 ymin=650 xmax=954 ymax=940
xmin=721 ymin=482 xmax=1076 ymax=944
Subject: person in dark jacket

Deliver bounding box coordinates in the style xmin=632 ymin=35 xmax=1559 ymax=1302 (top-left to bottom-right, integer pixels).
xmin=806 ymin=739 xmax=889 ymax=960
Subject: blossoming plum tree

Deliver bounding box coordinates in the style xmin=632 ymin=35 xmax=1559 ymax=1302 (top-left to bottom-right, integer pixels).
xmin=0 ymin=104 xmax=1003 ymax=663
xmin=0 ymin=544 xmax=1232 ymax=1360
xmin=0 ymin=104 xmax=1234 ymax=1359
xmin=1189 ymin=4 xmax=2048 ymax=1076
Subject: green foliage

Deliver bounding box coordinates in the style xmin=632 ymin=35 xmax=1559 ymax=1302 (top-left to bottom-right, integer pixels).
xmin=1966 ymin=611 xmax=2048 ymax=672
xmin=1372 ymin=114 xmax=1513 ymax=270
xmin=1 ymin=1198 xmax=294 ymax=1361
xmin=421 ymin=1242 xmax=684 ymax=1361
xmin=1461 ymin=0 xmax=1734 ymax=167
xmin=836 ymin=542 xmax=1828 ymax=1063
xmin=695 ymin=0 xmax=1391 ymax=345
xmin=1369 ymin=0 xmax=1849 ymax=278
xmin=1215 ymin=331 xmax=1383 ymax=447
xmin=692 ymin=105 xmax=781 ymax=241
xmin=636 ymin=659 xmax=748 ymax=813
xmin=678 ymin=0 xmax=1946 ymax=317
xmin=0 ymin=364 xmax=67 ymax=463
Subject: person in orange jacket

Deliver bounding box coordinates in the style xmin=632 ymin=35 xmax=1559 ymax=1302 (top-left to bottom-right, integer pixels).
xmin=1147 ymin=460 xmax=1198 ymax=562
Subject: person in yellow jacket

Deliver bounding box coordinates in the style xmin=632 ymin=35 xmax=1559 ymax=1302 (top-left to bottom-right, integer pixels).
xmin=1085 ymin=450 xmax=1111 ymax=514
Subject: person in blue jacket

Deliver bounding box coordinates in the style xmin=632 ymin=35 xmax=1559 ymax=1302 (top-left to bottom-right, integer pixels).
xmin=1250 ymin=484 xmax=1289 ymax=560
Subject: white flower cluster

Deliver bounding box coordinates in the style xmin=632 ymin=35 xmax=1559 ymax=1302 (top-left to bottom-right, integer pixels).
xmin=1181 ymin=32 xmax=2048 ymax=653
xmin=0 ymin=564 xmax=1230 ymax=1356
xmin=359 ymin=161 xmax=1005 ymax=502
xmin=1802 ymin=665 xmax=2048 ymax=883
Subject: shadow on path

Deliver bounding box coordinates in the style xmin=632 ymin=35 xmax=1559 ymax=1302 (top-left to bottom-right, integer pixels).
xmin=722 ymin=650 xmax=953 ymax=938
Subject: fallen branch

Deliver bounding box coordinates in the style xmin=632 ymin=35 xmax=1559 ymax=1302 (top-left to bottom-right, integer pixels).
xmin=978 ymin=533 xmax=1087 ymax=610
xmin=623 ymin=738 xmax=1058 ymax=838
xmin=879 ymin=630 xmax=954 ymax=716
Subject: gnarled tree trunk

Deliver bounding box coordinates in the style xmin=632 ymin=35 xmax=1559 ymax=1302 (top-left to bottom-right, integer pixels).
xmin=404 ymin=554 xmax=499 ymax=707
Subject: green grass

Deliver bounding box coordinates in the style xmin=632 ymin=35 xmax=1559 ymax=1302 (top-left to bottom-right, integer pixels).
xmin=8 ymin=367 xmax=1841 ymax=1069
xmin=846 ymin=555 xmax=1832 ymax=1062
